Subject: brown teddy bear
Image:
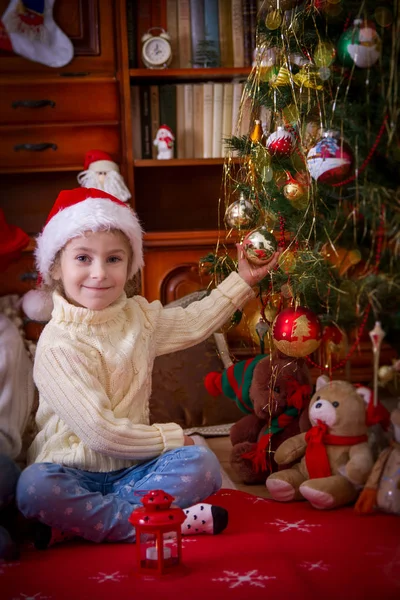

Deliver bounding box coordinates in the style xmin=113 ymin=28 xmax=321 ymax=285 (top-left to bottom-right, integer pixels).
xmin=204 ymin=350 xmax=312 ymax=484
xmin=355 ymin=404 xmax=400 ymax=515
xmin=266 ymin=375 xmax=374 ymax=509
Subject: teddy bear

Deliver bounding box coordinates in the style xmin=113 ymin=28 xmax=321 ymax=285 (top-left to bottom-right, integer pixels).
xmin=266 ymin=375 xmax=374 ymax=509
xmin=355 ymin=404 xmax=400 ymax=516
xmin=204 ymin=350 xmax=312 ymax=485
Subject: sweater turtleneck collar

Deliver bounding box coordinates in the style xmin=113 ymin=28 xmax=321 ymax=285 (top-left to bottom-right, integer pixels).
xmin=51 ymin=290 xmax=129 ymax=329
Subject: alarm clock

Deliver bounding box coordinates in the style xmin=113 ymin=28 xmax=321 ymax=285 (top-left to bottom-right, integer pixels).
xmin=141 ymin=28 xmax=172 ymax=69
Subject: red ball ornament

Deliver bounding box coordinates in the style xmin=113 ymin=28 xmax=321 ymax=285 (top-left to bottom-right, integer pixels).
xmin=307 ymin=130 xmax=353 ymax=184
xmin=266 ymin=126 xmax=296 ymax=159
xmin=272 ymin=306 xmax=322 ymax=357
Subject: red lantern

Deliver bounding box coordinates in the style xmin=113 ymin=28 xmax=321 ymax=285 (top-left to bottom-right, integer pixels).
xmin=129 ymin=490 xmax=186 ymax=577
xmin=272 ymin=306 xmax=322 ymax=357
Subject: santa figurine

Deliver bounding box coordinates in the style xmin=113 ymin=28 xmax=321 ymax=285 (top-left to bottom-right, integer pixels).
xmin=153 ymin=124 xmax=175 ymax=160
xmin=77 ymin=149 xmax=131 ymax=202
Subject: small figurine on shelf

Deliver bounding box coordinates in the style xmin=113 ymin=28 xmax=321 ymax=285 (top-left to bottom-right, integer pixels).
xmin=77 ymin=149 xmax=131 ymax=202
xmin=153 ymin=125 xmax=175 ymax=160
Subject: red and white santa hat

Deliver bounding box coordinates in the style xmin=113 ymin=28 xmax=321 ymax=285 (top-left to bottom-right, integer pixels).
xmin=83 ymin=149 xmax=121 ymax=174
xmin=22 ymin=187 xmax=144 ymax=321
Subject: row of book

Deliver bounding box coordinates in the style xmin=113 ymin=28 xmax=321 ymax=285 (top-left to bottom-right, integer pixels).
xmin=127 ymin=0 xmax=263 ymax=70
xmin=131 ymin=80 xmax=254 ymax=160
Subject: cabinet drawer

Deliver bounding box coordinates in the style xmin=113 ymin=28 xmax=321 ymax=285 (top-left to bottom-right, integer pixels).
xmin=0 ymin=80 xmax=119 ymax=125
xmin=0 ymin=124 xmax=120 ymax=171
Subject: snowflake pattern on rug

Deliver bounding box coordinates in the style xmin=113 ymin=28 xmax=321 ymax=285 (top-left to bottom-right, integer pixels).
xmin=267 ymin=518 xmax=321 ymax=533
xmin=212 ymin=569 xmax=276 ymax=589
xmin=11 ymin=594 xmax=52 ymax=600
xmin=0 ymin=560 xmax=20 ymax=576
xmin=300 ymin=560 xmax=329 ymax=571
xmin=89 ymin=571 xmax=128 ymax=583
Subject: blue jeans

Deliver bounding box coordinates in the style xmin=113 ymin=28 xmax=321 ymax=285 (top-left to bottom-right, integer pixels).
xmin=16 ymin=445 xmax=221 ymax=543
xmin=0 ymin=454 xmax=21 ymax=559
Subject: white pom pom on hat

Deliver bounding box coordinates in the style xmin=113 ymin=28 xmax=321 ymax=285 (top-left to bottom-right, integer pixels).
xmin=22 ymin=187 xmax=144 ymax=322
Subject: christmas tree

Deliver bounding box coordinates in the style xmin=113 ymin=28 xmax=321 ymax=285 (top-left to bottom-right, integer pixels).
xmin=203 ymin=0 xmax=400 ymax=375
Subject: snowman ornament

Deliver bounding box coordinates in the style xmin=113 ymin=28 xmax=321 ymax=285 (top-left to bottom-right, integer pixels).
xmin=153 ymin=124 xmax=175 ymax=160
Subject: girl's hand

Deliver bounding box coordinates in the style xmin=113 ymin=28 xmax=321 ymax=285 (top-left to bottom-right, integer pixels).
xmin=236 ymin=243 xmax=280 ymax=288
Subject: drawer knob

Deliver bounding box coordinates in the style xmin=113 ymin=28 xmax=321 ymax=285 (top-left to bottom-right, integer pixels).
xmin=12 ymin=99 xmax=56 ymax=109
xmin=14 ymin=143 xmax=58 ymax=152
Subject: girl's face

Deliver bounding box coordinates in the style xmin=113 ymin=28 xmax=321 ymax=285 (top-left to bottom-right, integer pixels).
xmin=53 ymin=230 xmax=131 ymax=310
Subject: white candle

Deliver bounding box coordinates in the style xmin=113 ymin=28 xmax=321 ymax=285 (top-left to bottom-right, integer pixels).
xmin=146 ymin=545 xmax=172 ymax=561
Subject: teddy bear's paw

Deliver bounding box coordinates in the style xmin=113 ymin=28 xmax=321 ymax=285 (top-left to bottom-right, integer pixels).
xmin=266 ymin=478 xmax=295 ymax=501
xmin=299 ymin=483 xmax=335 ymax=509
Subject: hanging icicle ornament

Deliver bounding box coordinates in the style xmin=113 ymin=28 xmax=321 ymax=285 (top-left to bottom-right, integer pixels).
xmin=266 ymin=126 xmax=296 ymax=159
xmin=307 ymin=130 xmax=353 ymax=185
xmin=272 ymin=306 xmax=322 ymax=358
xmin=337 ymin=19 xmax=381 ymax=69
xmin=242 ymin=226 xmax=278 ymax=266
xmin=369 ymin=321 xmax=386 ymax=408
xmin=224 ymin=192 xmax=258 ymax=229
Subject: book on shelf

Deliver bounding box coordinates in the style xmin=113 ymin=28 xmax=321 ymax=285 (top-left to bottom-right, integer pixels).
xmin=242 ymin=0 xmax=258 ymax=67
xmin=189 ymin=0 xmax=205 ymax=68
xmin=193 ymin=83 xmax=204 ymax=158
xmin=176 ymin=84 xmax=186 ymax=158
xmin=204 ymin=0 xmax=221 ymax=67
xmin=231 ymin=0 xmax=245 ymax=68
xmin=129 ymin=0 xmax=259 ymax=70
xmin=159 ymin=84 xmax=177 ymax=157
xmin=166 ymin=0 xmax=180 ymax=68
xmin=183 ymin=83 xmax=194 ymax=158
xmin=212 ymin=82 xmax=223 ymax=158
xmin=139 ymin=85 xmax=152 ymax=159
xmin=177 ymin=0 xmax=192 ymax=68
xmin=150 ymin=85 xmax=160 ymax=159
xmin=218 ymin=0 xmax=234 ymax=68
xmin=221 ymin=82 xmax=233 ymax=156
xmin=203 ymin=82 xmax=214 ymax=158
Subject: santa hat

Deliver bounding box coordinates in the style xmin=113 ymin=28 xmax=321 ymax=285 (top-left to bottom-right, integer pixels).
xmin=82 ymin=149 xmax=120 ymax=174
xmin=0 ymin=208 xmax=30 ymax=272
xmin=22 ymin=187 xmax=144 ymax=322
xmin=77 ymin=150 xmax=131 ymax=202
xmin=204 ymin=355 xmax=267 ymax=414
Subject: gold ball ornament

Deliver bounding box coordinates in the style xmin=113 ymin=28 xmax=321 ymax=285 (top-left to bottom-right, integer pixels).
xmin=378 ymin=365 xmax=395 ymax=385
xmin=243 ymin=226 xmax=278 ymax=266
xmin=314 ymin=41 xmax=336 ymax=67
xmin=278 ymin=250 xmax=297 ymax=273
xmin=283 ymin=181 xmax=308 ymax=204
xmin=225 ymin=194 xmax=258 ymax=229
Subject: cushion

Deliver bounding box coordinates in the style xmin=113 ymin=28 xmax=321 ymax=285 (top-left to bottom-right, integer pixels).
xmin=150 ymin=291 xmax=243 ymax=428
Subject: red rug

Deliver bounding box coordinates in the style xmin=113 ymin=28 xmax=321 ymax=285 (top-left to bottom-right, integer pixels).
xmin=1 ymin=489 xmax=400 ymax=600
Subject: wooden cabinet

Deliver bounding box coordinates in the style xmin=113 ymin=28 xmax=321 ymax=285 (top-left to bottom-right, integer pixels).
xmin=0 ymin=0 xmax=125 ymax=226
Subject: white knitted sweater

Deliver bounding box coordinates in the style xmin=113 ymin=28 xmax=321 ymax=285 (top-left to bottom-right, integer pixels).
xmin=28 ymin=272 xmax=254 ymax=472
xmin=0 ymin=314 xmax=35 ymax=460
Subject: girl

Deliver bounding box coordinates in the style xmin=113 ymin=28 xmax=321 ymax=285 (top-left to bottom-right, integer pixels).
xmin=17 ymin=187 xmax=279 ymax=548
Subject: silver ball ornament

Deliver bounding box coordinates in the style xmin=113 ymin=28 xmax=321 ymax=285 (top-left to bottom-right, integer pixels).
xmin=243 ymin=226 xmax=278 ymax=266
xmin=225 ymin=194 xmax=258 ymax=229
